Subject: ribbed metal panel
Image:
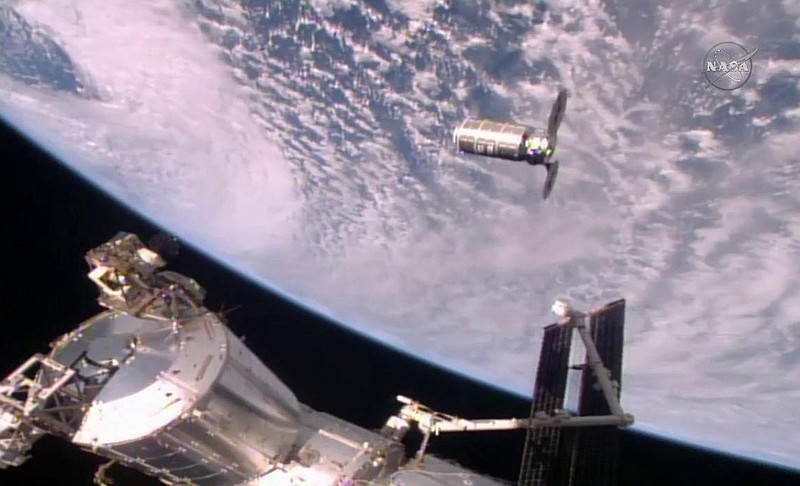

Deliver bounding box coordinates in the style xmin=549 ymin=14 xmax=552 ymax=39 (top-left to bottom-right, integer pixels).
xmin=517 ymin=323 xmax=573 ymax=486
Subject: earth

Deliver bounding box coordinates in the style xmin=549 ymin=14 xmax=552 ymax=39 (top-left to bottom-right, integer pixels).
xmin=1 ymin=0 xmax=799 ymax=470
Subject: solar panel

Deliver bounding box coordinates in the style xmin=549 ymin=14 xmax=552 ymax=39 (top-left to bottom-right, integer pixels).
xmin=518 ymin=299 xmax=628 ymax=486
xmin=580 ymin=299 xmax=626 ymax=416
xmin=570 ymin=299 xmax=626 ymax=485
xmin=517 ymin=323 xmax=574 ymax=486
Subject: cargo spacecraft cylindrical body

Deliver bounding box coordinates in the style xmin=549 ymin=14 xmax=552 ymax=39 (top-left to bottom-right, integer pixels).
xmin=50 ymin=311 xmax=301 ymax=486
xmin=452 ymin=119 xmax=537 ymax=162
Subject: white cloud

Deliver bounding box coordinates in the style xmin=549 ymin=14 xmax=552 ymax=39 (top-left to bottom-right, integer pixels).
xmin=2 ymin=0 xmax=800 ymax=471
xmin=6 ymin=0 xmax=302 ymax=258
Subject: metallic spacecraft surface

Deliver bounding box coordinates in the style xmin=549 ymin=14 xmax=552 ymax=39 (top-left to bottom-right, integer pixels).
xmin=452 ymin=89 xmax=567 ymax=199
xmin=0 ymin=233 xmax=632 ymax=485
xmin=58 ymin=311 xmax=301 ymax=484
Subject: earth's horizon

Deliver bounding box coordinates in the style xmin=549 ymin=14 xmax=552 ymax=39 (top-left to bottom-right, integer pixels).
xmin=3 ymin=115 xmax=797 ymax=474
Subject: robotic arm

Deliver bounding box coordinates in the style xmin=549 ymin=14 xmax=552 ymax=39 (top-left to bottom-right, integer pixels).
xmin=381 ymin=299 xmax=634 ymax=463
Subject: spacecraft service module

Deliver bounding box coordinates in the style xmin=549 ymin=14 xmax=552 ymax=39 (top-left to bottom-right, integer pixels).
xmin=0 ymin=233 xmax=632 ymax=485
xmin=453 ymin=89 xmax=568 ymax=199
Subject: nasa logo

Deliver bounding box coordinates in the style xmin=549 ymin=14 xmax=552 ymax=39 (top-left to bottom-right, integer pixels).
xmin=703 ymin=42 xmax=759 ymax=91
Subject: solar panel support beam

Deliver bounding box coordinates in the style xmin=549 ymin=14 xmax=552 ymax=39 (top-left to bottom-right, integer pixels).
xmin=575 ymin=321 xmax=625 ymax=419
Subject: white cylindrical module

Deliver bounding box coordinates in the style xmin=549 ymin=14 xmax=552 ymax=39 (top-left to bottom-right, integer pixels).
xmin=452 ymin=119 xmax=533 ymax=161
xmin=51 ymin=311 xmax=301 ymax=486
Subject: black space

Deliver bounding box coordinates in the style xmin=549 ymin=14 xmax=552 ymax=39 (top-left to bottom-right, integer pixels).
xmin=1 ymin=117 xmax=798 ymax=486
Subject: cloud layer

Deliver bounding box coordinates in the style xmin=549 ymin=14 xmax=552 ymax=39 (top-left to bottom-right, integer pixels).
xmin=1 ymin=0 xmax=799 ymax=469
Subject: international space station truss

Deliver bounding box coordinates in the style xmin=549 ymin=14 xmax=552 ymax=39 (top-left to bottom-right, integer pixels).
xmin=0 ymin=232 xmax=634 ymax=486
